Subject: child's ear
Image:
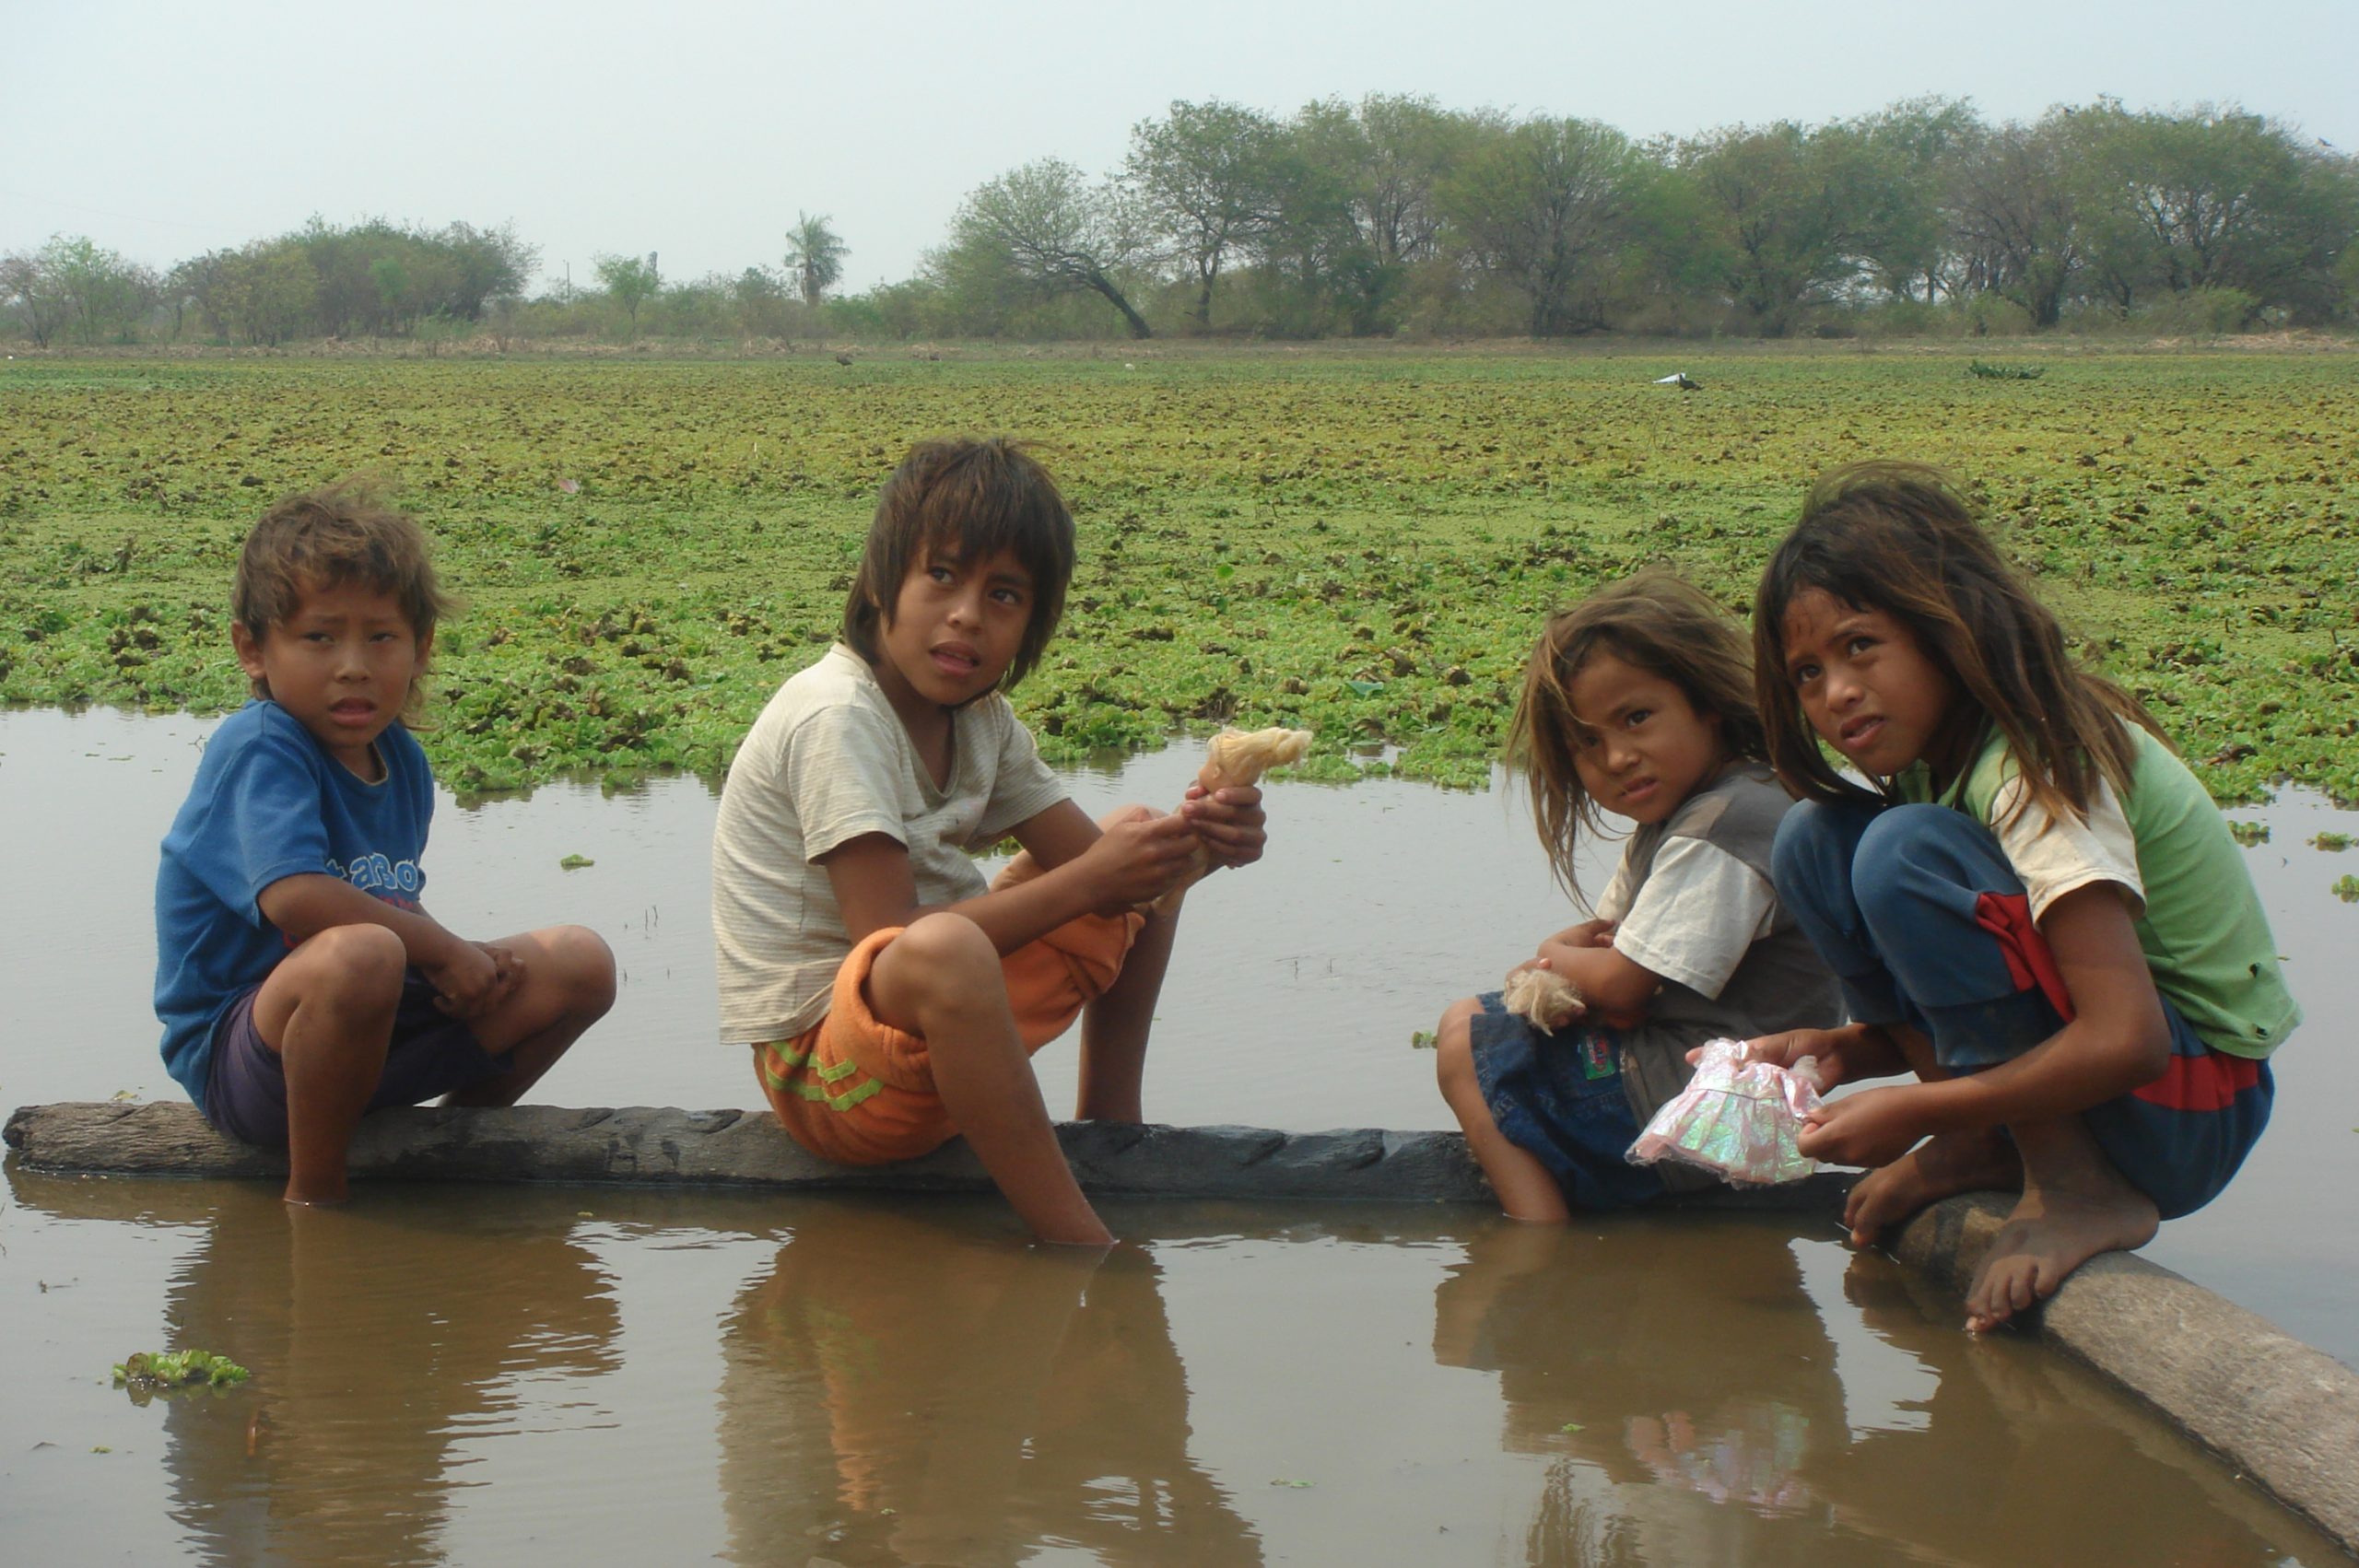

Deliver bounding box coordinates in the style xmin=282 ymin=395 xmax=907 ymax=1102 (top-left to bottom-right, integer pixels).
xmin=230 ymin=623 xmax=266 ymax=681
xmin=416 ymin=627 xmax=434 ymax=667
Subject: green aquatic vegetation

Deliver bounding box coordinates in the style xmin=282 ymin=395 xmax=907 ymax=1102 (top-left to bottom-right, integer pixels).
xmin=2227 ymin=822 xmax=2271 ymax=847
xmin=3 ymin=349 xmax=2354 ymax=802
xmin=2334 ymin=875 xmax=2359 ymax=903
xmin=1409 ymin=1029 xmax=1438 ymax=1049
xmin=2313 ymin=832 xmax=2352 ymax=851
xmin=559 ymin=853 xmax=595 ymax=870
xmin=113 ymin=1349 xmax=250 ymax=1396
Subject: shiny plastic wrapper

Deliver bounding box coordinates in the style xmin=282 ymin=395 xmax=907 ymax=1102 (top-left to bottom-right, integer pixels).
xmin=1626 ymin=1038 xmax=1825 ymax=1186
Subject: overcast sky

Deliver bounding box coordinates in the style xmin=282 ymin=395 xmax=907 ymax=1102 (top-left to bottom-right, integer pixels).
xmin=7 ymin=0 xmax=2354 ymax=294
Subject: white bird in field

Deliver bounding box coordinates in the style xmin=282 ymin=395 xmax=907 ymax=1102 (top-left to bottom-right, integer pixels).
xmin=1652 ymin=372 xmax=1701 ymax=391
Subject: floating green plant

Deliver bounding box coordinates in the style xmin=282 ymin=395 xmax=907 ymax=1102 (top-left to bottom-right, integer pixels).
xmin=113 ymin=1349 xmax=250 ymax=1396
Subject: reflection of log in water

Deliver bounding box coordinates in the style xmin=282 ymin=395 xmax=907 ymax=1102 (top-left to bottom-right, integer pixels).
xmin=717 ymin=1196 xmax=1262 ymax=1567
xmin=64 ymin=1181 xmax=622 ymax=1568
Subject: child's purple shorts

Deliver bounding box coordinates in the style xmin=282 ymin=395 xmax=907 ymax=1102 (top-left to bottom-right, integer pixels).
xmin=202 ymin=970 xmax=513 ymax=1147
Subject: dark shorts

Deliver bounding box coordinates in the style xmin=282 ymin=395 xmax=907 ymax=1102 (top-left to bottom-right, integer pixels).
xmin=1468 ymin=991 xmax=1668 ymax=1211
xmin=203 ymin=969 xmax=512 ymax=1148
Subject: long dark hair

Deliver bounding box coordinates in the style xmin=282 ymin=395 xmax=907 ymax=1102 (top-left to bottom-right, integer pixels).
xmin=1509 ymin=569 xmax=1766 ymax=898
xmin=1752 ymin=462 xmax=2164 ymax=818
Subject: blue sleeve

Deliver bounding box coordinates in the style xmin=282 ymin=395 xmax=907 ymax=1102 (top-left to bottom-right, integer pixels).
xmin=181 ymin=712 xmax=335 ymax=925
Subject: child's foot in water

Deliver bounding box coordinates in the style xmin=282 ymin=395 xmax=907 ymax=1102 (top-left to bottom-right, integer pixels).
xmin=1843 ymin=1127 xmax=2022 ymax=1246
xmin=1965 ymin=1129 xmax=2157 ymax=1333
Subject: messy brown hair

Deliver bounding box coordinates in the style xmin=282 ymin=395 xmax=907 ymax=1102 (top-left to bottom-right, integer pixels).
xmin=841 ymin=437 xmax=1075 ymax=693
xmin=1509 ymin=570 xmax=1766 ymax=898
xmin=232 ymin=475 xmax=451 ymax=716
xmin=1751 ymin=462 xmax=2164 ymax=820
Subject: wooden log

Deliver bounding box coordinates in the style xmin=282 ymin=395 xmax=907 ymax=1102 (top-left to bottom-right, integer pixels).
xmin=1885 ymin=1191 xmax=2359 ymax=1555
xmin=2 ymin=1100 xmax=1847 ymax=1209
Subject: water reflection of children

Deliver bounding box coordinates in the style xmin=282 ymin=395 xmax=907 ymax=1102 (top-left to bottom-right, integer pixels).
xmin=1431 ymin=1218 xmax=1844 ymax=1560
xmin=717 ymin=1200 xmax=1262 ymax=1566
xmin=125 ymin=1185 xmax=617 ymax=1565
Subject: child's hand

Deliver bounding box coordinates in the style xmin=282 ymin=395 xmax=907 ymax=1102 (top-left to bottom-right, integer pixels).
xmin=1711 ymin=1027 xmax=1859 ymax=1088
xmin=428 ymin=940 xmax=519 ymax=1020
xmin=1794 ymin=1084 xmax=1928 ymax=1168
xmin=1179 ymin=783 xmax=1266 ymax=871
xmin=1078 ymin=810 xmax=1201 ymax=913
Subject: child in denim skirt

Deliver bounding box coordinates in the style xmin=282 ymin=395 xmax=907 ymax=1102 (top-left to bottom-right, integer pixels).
xmin=1432 ymin=571 xmax=1841 ymax=1219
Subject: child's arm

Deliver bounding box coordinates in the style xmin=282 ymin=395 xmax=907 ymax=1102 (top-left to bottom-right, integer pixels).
xmin=826 ymin=800 xmax=1203 ymax=953
xmin=1795 ymin=883 xmax=2171 ymax=1168
xmin=257 ymin=873 xmax=511 ymax=1017
xmin=1523 ymin=923 xmax=1660 ymax=1023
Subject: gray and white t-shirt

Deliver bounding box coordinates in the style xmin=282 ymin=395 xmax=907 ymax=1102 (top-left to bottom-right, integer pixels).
xmin=710 ymin=645 xmax=1067 ymax=1044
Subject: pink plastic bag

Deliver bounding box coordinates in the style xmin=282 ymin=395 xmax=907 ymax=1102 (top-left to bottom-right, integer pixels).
xmin=1626 ymin=1038 xmax=1825 ymax=1186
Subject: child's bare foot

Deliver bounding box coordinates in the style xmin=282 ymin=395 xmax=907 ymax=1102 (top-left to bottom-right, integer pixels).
xmin=1965 ymin=1128 xmax=2156 ymax=1333
xmin=1843 ymin=1128 xmax=2021 ymax=1246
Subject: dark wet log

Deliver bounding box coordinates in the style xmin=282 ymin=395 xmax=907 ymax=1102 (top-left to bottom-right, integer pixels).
xmin=2 ymin=1100 xmax=1844 ymax=1209
xmin=1890 ymin=1192 xmax=2359 ymax=1555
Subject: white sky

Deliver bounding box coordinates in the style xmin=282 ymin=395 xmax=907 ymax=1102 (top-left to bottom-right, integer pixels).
xmin=6 ymin=0 xmax=2354 ymax=294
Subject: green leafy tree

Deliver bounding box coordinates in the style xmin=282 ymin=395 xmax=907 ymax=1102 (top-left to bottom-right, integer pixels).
xmin=1681 ymin=121 xmax=1881 ymax=334
xmin=1850 ymin=96 xmax=1979 ymax=303
xmin=2073 ymin=102 xmax=2358 ymax=322
xmin=1442 ymin=117 xmax=1641 ymax=336
xmin=212 ymin=240 xmax=318 ymax=345
xmin=594 ymin=252 xmax=662 ymax=333
xmin=783 ymin=213 xmax=848 ymax=310
xmin=1947 ymin=112 xmax=2086 ymax=327
xmin=1287 ymin=95 xmax=1490 ymax=333
xmin=945 ymin=159 xmax=1153 ymax=338
xmin=1 ymin=245 xmax=70 ymax=346
xmin=1127 ymin=99 xmax=1290 ymax=328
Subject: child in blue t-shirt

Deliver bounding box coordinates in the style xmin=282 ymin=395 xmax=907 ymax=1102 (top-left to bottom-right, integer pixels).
xmin=155 ymin=479 xmax=616 ymax=1205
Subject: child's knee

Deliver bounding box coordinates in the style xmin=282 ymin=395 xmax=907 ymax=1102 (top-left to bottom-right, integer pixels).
xmin=1853 ymin=803 xmax=2006 ymax=922
xmin=546 ymin=925 xmax=617 ymax=1012
xmin=1434 ymin=997 xmax=1481 ymax=1094
xmin=293 ymin=923 xmax=408 ymax=1002
xmin=1771 ymin=797 xmax=1871 ymax=900
xmin=886 ymin=913 xmax=1003 ymax=1005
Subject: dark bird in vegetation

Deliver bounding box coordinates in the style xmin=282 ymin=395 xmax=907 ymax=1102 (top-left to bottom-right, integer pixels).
xmin=834 ymin=352 xmax=853 ymax=367
xmin=1651 ymin=371 xmax=1701 ymax=392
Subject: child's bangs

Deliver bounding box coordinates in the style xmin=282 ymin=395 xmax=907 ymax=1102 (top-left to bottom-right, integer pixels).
xmin=923 ymin=496 xmax=1062 ymax=590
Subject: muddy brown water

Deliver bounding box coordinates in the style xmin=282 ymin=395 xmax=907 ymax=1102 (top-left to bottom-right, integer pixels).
xmin=5 ymin=706 xmax=2355 ymax=1564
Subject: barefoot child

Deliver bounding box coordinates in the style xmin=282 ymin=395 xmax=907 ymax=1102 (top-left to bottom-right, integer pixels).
xmin=710 ymin=438 xmax=1266 ymax=1245
xmin=1433 ymin=573 xmax=1841 ymax=1219
xmin=1748 ymin=463 xmax=2294 ymax=1330
xmin=155 ymin=480 xmax=617 ymax=1205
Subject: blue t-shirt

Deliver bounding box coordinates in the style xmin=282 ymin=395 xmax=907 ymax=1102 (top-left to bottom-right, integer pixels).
xmin=153 ymin=700 xmax=436 ymax=1108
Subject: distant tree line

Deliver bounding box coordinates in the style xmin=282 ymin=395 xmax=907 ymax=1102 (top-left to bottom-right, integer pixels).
xmin=7 ymin=95 xmax=2353 ymax=347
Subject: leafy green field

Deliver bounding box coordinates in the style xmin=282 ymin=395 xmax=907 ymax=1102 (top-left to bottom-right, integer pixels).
xmin=3 ymin=347 xmax=2353 ymax=801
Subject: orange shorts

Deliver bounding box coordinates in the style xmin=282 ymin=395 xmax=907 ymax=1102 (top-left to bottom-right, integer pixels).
xmin=753 ymin=907 xmax=1141 ymax=1165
